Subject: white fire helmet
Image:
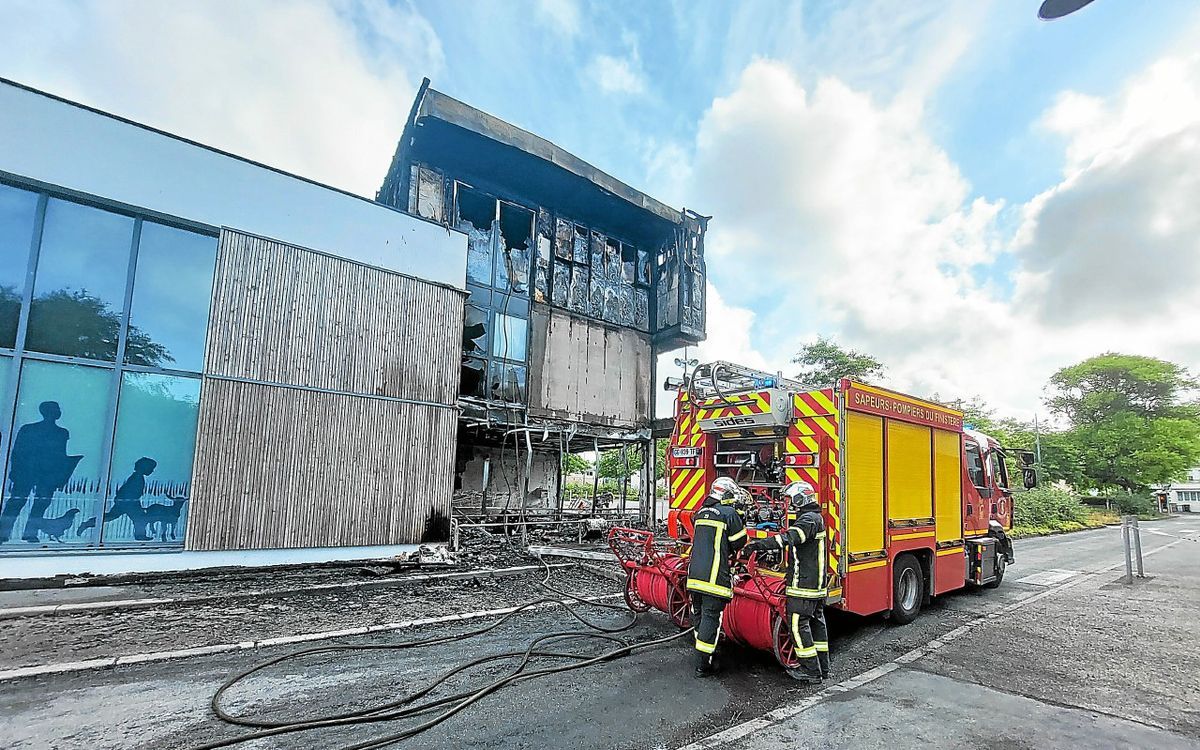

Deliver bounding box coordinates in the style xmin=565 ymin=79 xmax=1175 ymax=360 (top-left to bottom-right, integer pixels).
xmin=709 ymin=476 xmax=739 ymax=504
xmin=782 ymin=480 xmax=817 ymax=506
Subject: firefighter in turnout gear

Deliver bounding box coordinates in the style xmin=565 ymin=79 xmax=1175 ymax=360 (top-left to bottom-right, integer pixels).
xmin=743 ymin=480 xmax=830 ymax=683
xmin=685 ymin=476 xmax=747 ymax=676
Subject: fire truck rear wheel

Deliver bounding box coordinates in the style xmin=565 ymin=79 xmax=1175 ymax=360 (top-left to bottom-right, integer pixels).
xmin=890 ymin=554 xmax=923 ymax=625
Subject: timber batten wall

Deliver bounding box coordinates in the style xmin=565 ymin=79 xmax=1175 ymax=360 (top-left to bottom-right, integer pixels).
xmin=186 ymin=230 xmax=463 ymax=551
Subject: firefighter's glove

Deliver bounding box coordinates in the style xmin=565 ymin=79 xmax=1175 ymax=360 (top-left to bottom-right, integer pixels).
xmin=743 ymin=540 xmax=770 ymax=555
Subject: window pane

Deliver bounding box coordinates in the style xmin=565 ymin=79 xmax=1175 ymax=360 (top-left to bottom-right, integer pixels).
xmin=492 ymin=313 xmax=527 ymax=362
xmin=101 ymin=373 xmax=200 ymax=545
xmin=126 ymin=223 xmax=217 ymax=371
xmin=27 ymin=199 xmax=135 ymax=361
xmin=0 ymin=360 xmax=112 ymax=547
xmin=463 ymin=306 xmax=488 ymax=357
xmin=489 ymin=361 xmax=527 ymax=404
xmin=0 ymin=184 xmax=38 ymax=349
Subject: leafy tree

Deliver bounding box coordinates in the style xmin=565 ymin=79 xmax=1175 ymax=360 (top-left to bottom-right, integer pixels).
xmin=25 ymin=289 xmax=170 ymax=366
xmin=1046 ymin=354 xmax=1200 ymax=492
xmin=793 ymin=336 xmax=885 ymax=385
xmin=561 ymin=453 xmax=590 ymax=475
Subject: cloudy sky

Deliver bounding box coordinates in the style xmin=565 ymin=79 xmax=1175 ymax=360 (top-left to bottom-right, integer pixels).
xmin=2 ymin=0 xmax=1198 ymax=421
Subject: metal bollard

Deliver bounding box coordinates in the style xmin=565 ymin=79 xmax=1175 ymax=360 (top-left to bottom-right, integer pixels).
xmin=1132 ymin=517 xmax=1144 ymax=578
xmin=1122 ymin=516 xmax=1134 ymax=584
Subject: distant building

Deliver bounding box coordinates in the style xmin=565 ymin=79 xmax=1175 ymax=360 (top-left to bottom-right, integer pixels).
xmin=377 ymin=80 xmax=708 ymax=521
xmin=1166 ymin=468 xmax=1200 ymax=513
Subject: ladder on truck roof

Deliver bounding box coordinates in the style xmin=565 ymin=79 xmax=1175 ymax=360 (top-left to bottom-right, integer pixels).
xmin=687 ymin=360 xmax=811 ymax=405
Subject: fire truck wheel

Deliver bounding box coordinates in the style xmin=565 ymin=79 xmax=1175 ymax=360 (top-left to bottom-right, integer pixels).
xmin=890 ymin=554 xmax=923 ymax=625
xmin=985 ymin=553 xmax=1006 ymax=589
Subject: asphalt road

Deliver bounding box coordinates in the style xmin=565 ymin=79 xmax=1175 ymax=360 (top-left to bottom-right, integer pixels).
xmin=2 ymin=519 xmax=1198 ymax=750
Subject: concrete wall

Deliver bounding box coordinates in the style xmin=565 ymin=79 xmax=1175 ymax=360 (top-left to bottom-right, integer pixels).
xmin=0 ymin=79 xmax=466 ymax=289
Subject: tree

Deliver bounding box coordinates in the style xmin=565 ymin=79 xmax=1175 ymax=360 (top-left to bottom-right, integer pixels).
xmin=793 ymin=336 xmax=885 ymax=385
xmin=1046 ymin=354 xmax=1200 ymax=492
xmin=561 ymin=453 xmax=589 ymax=475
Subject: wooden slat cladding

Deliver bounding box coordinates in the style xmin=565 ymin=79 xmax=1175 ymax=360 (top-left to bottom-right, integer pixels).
xmin=528 ymin=306 xmax=651 ymax=428
xmin=186 ymin=378 xmax=457 ymax=550
xmin=207 ymin=230 xmax=463 ymax=405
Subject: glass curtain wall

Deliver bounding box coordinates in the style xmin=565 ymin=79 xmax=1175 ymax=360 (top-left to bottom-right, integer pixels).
xmin=0 ymin=181 xmax=216 ymax=552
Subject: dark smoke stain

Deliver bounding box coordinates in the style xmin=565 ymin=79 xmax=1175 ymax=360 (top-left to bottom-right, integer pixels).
xmin=421 ymin=508 xmax=451 ymax=543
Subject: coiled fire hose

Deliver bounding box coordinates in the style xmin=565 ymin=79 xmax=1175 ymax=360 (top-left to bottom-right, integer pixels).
xmin=192 ymin=561 xmax=691 ymax=750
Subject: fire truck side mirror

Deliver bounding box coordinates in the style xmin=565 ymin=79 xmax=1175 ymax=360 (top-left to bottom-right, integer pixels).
xmin=1022 ymin=467 xmax=1037 ymax=490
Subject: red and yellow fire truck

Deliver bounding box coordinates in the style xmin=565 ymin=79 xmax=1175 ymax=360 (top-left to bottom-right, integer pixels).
xmin=610 ymin=361 xmax=1032 ymax=669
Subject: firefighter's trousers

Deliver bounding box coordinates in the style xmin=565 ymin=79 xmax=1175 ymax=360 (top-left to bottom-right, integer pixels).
xmin=788 ymin=598 xmax=830 ymax=677
xmin=690 ymin=592 xmax=728 ymax=668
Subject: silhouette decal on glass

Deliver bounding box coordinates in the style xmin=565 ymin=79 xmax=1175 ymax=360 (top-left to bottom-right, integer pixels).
xmin=0 ymin=401 xmax=83 ymax=543
xmin=79 ymin=456 xmax=159 ymax=541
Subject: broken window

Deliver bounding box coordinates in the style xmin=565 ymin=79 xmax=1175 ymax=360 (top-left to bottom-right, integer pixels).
xmin=589 ymin=276 xmax=606 ymax=319
xmin=489 ymin=360 xmax=527 ymax=403
xmin=463 ymin=306 xmax=488 ymax=356
xmin=534 ymin=210 xmax=552 ymax=303
xmin=569 ymin=265 xmax=589 ymax=313
xmin=622 ymin=242 xmax=636 ymax=284
xmin=555 ymin=218 xmax=573 ymax=261
xmin=572 ymin=224 xmax=589 ymax=264
xmin=491 ymin=313 xmax=527 ymax=362
xmin=499 ymin=203 xmax=532 ymax=294
xmin=604 ymin=237 xmax=622 ymax=281
xmin=415 ymin=166 xmax=445 ymax=223
xmin=456 ymin=186 xmax=495 ymax=286
xmin=637 ymin=249 xmax=651 ymax=286
xmin=590 ymin=231 xmax=605 ymax=273
xmin=634 ymin=288 xmax=649 ymax=330
xmin=552 ymin=263 xmax=569 ymax=306
xmin=461 ymin=356 xmax=487 ymax=398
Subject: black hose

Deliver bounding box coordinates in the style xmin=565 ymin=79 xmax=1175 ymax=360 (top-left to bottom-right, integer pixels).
xmin=193 ymin=561 xmax=690 ymax=750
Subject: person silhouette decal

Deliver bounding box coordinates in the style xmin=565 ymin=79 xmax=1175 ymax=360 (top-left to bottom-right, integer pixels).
xmin=0 ymin=401 xmax=80 ymax=543
xmin=78 ymin=457 xmax=157 ymax=541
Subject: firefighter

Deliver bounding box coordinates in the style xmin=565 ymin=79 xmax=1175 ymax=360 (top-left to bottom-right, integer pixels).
xmin=685 ymin=475 xmax=747 ymax=676
xmin=743 ymin=480 xmax=829 ymax=683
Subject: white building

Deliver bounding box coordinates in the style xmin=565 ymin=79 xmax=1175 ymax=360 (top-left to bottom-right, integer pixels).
xmin=1166 ymin=468 xmax=1200 ymax=513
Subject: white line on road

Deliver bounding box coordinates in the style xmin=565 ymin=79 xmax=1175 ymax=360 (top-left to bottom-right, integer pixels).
xmin=678 ymin=537 xmax=1188 ymax=750
xmin=1015 ymin=569 xmax=1082 ymax=586
xmin=0 ymin=592 xmax=623 ymax=683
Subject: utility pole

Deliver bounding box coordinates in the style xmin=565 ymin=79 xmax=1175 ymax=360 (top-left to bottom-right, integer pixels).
xmin=1034 ymin=413 xmax=1043 ymax=464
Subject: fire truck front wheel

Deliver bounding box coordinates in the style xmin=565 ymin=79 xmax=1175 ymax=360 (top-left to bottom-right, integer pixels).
xmin=890 ymin=554 xmax=923 ymax=625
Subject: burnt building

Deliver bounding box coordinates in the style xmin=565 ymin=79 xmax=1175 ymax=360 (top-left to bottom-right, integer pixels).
xmin=378 ymin=80 xmax=708 ymax=522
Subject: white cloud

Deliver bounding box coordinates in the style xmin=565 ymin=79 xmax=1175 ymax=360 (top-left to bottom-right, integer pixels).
xmin=587 ymin=53 xmax=647 ymax=96
xmin=672 ymin=43 xmax=1200 ymax=420
xmin=0 ymin=0 xmax=443 ymax=197
xmin=535 ymin=0 xmax=581 ymax=37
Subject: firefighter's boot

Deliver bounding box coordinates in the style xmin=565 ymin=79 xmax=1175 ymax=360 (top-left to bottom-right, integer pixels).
xmin=694 ymin=651 xmax=721 ymax=677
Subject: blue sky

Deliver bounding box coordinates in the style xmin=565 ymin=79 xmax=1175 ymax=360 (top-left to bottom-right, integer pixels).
xmin=2 ymin=0 xmax=1199 ymax=418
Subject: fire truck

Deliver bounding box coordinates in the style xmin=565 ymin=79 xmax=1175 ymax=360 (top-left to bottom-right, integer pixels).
xmin=609 ymin=361 xmax=1034 ymax=670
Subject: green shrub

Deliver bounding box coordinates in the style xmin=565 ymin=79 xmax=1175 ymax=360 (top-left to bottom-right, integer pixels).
xmin=1013 ymin=487 xmax=1090 ymax=529
xmin=1108 ymin=493 xmax=1157 ymax=516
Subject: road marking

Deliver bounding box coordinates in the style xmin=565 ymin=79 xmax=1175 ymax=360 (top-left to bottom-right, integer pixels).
xmin=0 ymin=592 xmax=623 ymax=683
xmin=1015 ymin=569 xmax=1081 ymax=586
xmin=0 ymin=563 xmax=582 ymax=621
xmin=678 ymin=537 xmax=1188 ymax=750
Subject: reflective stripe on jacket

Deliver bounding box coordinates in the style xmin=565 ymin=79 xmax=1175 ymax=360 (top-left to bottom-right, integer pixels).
xmin=686 ymin=498 xmax=747 ymax=599
xmin=764 ymin=505 xmax=827 ymax=599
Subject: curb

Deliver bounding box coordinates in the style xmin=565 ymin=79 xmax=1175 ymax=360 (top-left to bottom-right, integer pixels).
xmin=0 ymin=592 xmax=625 ymax=682
xmin=0 ymin=562 xmax=602 ymax=621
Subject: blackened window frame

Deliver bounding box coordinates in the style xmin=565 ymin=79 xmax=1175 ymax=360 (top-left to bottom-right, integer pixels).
xmin=0 ymin=173 xmax=217 ymax=553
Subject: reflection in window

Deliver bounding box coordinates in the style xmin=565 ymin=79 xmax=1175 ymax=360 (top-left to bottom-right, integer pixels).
xmin=26 ymin=199 xmax=135 ymax=362
xmin=100 ymin=373 xmax=200 ymax=545
xmin=489 ymin=360 xmax=527 ymax=404
xmin=492 ymin=314 xmax=527 ymax=362
xmin=0 ymin=185 xmax=38 ymax=349
xmin=126 ymin=223 xmax=217 ymax=372
xmin=0 ymin=361 xmax=112 ymax=546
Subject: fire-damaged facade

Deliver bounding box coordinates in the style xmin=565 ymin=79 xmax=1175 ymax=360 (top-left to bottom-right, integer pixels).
xmin=378 ymin=80 xmax=708 ymax=521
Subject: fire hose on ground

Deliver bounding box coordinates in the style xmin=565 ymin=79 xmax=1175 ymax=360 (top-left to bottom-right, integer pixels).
xmin=191 ymin=561 xmax=690 ymax=750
